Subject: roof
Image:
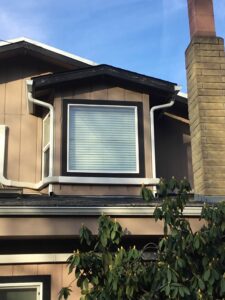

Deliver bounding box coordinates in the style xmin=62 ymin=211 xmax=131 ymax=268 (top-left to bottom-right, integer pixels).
xmin=32 ymin=64 xmax=178 ymax=96
xmin=0 ymin=37 xmax=97 ymax=69
xmin=0 ymin=193 xmax=201 ymax=217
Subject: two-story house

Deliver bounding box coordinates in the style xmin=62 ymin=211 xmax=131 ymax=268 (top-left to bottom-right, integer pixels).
xmin=0 ymin=0 xmax=224 ymax=299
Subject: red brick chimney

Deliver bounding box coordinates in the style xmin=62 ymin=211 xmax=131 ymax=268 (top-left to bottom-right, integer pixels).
xmin=187 ymin=0 xmax=216 ymax=38
xmin=186 ymin=0 xmax=225 ymax=198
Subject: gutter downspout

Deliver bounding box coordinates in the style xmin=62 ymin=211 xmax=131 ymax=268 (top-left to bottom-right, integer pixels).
xmin=150 ymin=85 xmax=181 ymax=193
xmin=0 ymin=80 xmax=55 ymax=192
xmin=27 ymin=80 xmax=54 ymax=194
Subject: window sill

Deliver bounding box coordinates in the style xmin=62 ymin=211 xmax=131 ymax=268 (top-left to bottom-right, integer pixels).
xmin=53 ymin=176 xmax=159 ymax=185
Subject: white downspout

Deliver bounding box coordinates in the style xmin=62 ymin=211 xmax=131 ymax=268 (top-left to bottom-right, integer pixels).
xmin=150 ymin=85 xmax=181 ymax=193
xmin=27 ymin=80 xmax=54 ymax=194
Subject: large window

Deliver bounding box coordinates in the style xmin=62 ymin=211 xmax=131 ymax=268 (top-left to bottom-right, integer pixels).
xmin=62 ymin=100 xmax=145 ymax=177
xmin=0 ymin=276 xmax=50 ymax=300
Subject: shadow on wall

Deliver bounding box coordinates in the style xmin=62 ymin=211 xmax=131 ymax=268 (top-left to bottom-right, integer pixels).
xmin=155 ymin=112 xmax=193 ymax=188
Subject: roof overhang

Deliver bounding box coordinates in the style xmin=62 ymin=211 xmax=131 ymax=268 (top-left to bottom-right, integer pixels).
xmin=32 ymin=64 xmax=178 ymax=98
xmin=0 ymin=37 xmax=97 ymax=70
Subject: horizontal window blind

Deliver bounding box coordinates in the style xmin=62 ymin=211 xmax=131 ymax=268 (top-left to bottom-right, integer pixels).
xmin=68 ymin=105 xmax=139 ymax=173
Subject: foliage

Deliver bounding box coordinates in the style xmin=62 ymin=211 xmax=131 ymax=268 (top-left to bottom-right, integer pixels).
xmin=59 ymin=178 xmax=225 ymax=300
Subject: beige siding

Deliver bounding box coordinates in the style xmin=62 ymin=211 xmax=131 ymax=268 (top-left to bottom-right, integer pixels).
xmin=0 ymin=263 xmax=80 ymax=300
xmin=0 ymin=57 xmax=62 ymax=193
xmin=0 ymin=216 xmax=204 ymax=237
xmin=53 ymin=82 xmax=151 ymax=196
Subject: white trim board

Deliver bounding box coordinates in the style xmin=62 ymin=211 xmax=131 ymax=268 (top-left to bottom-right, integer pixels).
xmin=0 ymin=253 xmax=70 ymax=264
xmin=0 ymin=206 xmax=202 ymax=216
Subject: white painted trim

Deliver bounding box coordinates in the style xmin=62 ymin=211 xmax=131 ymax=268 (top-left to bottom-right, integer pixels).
xmin=177 ymin=91 xmax=187 ymax=98
xmin=0 ymin=282 xmax=42 ymax=300
xmin=0 ymin=37 xmax=97 ymax=66
xmin=0 ymin=206 xmax=202 ymax=216
xmin=0 ymin=253 xmax=70 ymax=264
xmin=42 ymin=113 xmax=50 ymax=179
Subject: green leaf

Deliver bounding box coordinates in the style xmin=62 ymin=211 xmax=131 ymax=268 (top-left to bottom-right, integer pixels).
xmin=183 ymin=286 xmax=190 ymax=296
xmin=203 ymin=269 xmax=211 ymax=282
xmin=58 ymin=287 xmax=72 ymax=300
xmin=167 ymin=268 xmax=172 ymax=283
xmin=165 ymin=284 xmax=170 ymax=296
xmin=198 ymin=278 xmax=205 ymax=290
xmin=220 ymin=278 xmax=225 ymax=295
xmin=111 ymin=230 xmax=116 ymax=240
xmin=141 ymin=186 xmax=154 ymax=202
xmin=178 ymin=287 xmax=184 ymax=297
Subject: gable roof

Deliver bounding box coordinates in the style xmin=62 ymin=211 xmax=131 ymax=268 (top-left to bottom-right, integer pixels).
xmin=32 ymin=64 xmax=178 ymax=96
xmin=0 ymin=37 xmax=97 ymax=69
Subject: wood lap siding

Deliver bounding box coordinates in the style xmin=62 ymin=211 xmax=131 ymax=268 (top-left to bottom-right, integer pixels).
xmin=0 ymin=264 xmax=81 ymax=300
xmin=53 ymin=82 xmax=152 ymax=196
xmin=0 ymin=58 xmax=58 ymax=191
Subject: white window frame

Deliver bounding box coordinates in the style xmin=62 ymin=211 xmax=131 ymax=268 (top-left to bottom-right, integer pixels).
xmin=67 ymin=103 xmax=140 ymax=174
xmin=42 ymin=113 xmax=50 ymax=178
xmin=0 ymin=282 xmax=43 ymax=300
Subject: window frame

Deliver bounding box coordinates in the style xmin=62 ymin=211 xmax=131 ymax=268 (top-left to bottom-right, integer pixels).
xmin=0 ymin=282 xmax=42 ymax=300
xmin=62 ymin=99 xmax=145 ymax=178
xmin=42 ymin=113 xmax=50 ymax=178
xmin=0 ymin=276 xmax=50 ymax=300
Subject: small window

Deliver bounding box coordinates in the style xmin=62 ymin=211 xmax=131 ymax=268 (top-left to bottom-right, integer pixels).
xmin=43 ymin=114 xmax=50 ymax=177
xmin=0 ymin=282 xmax=42 ymax=300
xmin=0 ymin=276 xmax=50 ymax=300
xmin=62 ymin=100 xmax=145 ymax=177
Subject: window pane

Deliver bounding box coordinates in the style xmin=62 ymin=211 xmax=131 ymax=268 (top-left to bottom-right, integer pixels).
xmin=43 ymin=114 xmax=50 ymax=148
xmin=44 ymin=148 xmax=50 ymax=177
xmin=0 ymin=288 xmax=37 ymax=300
xmin=68 ymin=105 xmax=138 ymax=173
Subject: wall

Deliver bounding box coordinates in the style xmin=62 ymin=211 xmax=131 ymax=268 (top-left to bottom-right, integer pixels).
xmin=0 ymin=263 xmax=80 ymax=300
xmin=186 ymin=36 xmax=225 ymax=195
xmin=155 ymin=113 xmax=193 ymax=187
xmin=0 ymin=56 xmax=61 ymax=194
xmin=53 ymin=81 xmax=152 ymax=196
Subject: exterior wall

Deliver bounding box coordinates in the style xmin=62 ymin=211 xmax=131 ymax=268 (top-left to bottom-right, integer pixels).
xmin=155 ymin=113 xmax=193 ymax=187
xmin=0 ymin=56 xmax=61 ymax=194
xmin=53 ymin=82 xmax=152 ymax=196
xmin=0 ymin=216 xmax=204 ymax=237
xmin=0 ymin=263 xmax=80 ymax=300
xmin=186 ymin=36 xmax=225 ymax=195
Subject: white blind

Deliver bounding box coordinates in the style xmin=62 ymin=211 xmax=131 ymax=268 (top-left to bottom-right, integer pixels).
xmin=68 ymin=104 xmax=139 ymax=173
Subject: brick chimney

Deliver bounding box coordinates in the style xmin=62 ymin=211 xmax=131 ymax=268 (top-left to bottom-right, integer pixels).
xmin=186 ymin=0 xmax=225 ymax=198
xmin=187 ymin=0 xmax=216 ymax=38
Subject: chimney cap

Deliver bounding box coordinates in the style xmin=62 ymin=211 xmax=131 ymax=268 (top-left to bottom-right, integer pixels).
xmin=187 ymin=0 xmax=216 ymax=39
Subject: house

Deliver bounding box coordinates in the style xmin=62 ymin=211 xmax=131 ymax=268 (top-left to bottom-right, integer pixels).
xmin=0 ymin=0 xmax=224 ymax=298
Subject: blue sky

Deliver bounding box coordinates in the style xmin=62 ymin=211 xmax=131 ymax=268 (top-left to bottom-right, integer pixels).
xmin=0 ymin=0 xmax=224 ymax=92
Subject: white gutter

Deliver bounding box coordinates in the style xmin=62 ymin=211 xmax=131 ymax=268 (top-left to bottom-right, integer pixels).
xmin=150 ymin=85 xmax=181 ymax=180
xmin=0 ymin=205 xmax=202 ymax=216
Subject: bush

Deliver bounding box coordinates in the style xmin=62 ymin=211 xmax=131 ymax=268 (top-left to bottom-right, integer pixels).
xmin=59 ymin=178 xmax=225 ymax=300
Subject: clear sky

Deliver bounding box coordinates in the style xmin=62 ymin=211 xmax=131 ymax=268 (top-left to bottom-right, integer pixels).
xmin=0 ymin=0 xmax=224 ymax=92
